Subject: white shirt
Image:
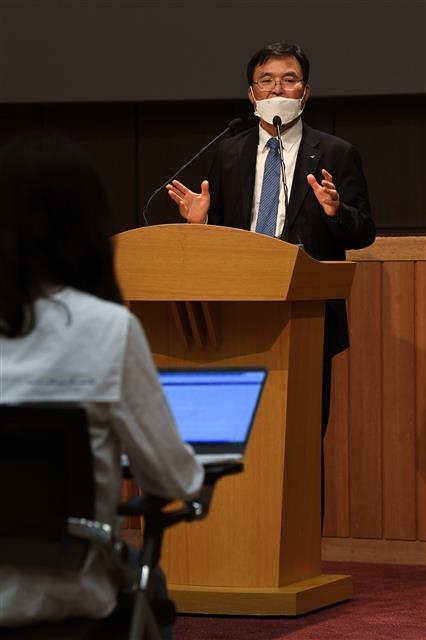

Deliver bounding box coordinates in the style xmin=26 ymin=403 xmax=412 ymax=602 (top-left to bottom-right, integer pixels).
xmin=0 ymin=287 xmax=204 ymax=625
xmin=250 ymin=119 xmax=303 ymax=237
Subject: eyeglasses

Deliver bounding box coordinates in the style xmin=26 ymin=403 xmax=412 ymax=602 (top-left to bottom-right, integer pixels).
xmin=252 ymin=76 xmax=304 ymax=92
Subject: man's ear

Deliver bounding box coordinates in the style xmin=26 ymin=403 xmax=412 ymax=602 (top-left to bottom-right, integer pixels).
xmin=301 ymin=84 xmax=311 ymax=108
xmin=248 ymin=85 xmax=256 ymax=106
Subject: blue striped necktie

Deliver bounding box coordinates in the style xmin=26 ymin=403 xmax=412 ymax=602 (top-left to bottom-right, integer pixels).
xmin=256 ymin=137 xmax=281 ymax=237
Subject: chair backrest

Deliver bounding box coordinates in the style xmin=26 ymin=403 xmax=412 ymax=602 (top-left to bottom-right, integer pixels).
xmin=0 ymin=404 xmax=95 ymax=571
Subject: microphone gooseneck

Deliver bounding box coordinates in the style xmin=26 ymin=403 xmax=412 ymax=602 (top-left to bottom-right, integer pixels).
xmin=272 ymin=115 xmax=289 ymax=210
xmin=140 ymin=117 xmax=243 ymax=227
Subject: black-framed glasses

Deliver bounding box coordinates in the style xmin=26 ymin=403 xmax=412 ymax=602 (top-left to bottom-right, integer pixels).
xmin=252 ymin=76 xmax=304 ymax=92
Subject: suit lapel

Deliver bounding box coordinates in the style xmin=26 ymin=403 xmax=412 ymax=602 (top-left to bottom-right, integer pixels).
xmin=237 ymin=128 xmax=258 ymax=229
xmin=283 ymin=125 xmax=322 ymax=236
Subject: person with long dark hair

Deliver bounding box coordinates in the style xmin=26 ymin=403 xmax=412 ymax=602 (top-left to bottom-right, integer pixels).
xmin=0 ymin=132 xmax=203 ymax=632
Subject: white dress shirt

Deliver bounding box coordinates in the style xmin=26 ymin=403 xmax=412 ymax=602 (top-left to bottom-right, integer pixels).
xmin=0 ymin=287 xmax=204 ymax=626
xmin=250 ymin=119 xmax=303 ymax=237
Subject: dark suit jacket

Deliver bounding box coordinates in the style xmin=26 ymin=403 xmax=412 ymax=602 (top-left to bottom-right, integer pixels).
xmin=207 ymin=122 xmax=376 ymax=358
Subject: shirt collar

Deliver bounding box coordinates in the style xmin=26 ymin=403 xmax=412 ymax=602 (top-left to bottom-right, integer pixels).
xmin=259 ymin=118 xmax=303 ymax=152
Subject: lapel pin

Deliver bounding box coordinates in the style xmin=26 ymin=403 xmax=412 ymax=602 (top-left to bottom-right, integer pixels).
xmin=309 ymin=154 xmax=316 ymax=159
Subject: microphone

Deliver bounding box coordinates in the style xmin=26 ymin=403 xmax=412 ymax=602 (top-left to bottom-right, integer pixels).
xmin=140 ymin=117 xmax=243 ymax=226
xmin=272 ymin=115 xmax=289 ymax=209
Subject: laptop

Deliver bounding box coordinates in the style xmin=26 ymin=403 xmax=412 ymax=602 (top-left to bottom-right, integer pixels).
xmin=158 ymin=367 xmax=267 ymax=466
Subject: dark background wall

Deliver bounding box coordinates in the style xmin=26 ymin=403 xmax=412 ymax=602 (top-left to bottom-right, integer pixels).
xmin=1 ymin=95 xmax=424 ymax=235
xmin=0 ymin=1 xmax=425 ymax=234
xmin=1 ymin=0 xmax=425 ymax=101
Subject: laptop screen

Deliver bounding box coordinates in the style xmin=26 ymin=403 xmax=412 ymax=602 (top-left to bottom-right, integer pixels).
xmin=158 ymin=367 xmax=267 ymax=455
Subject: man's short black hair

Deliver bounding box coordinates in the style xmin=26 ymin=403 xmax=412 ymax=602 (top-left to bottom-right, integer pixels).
xmin=247 ymin=42 xmax=310 ymax=85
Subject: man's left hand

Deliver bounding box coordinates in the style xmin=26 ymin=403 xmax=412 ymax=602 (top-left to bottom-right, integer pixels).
xmin=307 ymin=169 xmax=340 ymax=218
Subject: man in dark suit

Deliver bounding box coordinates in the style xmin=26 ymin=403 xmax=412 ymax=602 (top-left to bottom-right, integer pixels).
xmin=166 ymin=42 xmax=376 ymax=444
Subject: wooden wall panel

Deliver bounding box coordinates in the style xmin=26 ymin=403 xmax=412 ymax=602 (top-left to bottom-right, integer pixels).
xmin=0 ymin=104 xmax=138 ymax=234
xmin=324 ymin=350 xmax=350 ymax=537
xmin=137 ymin=101 xmax=248 ymax=226
xmin=381 ymin=262 xmax=416 ymax=540
xmin=0 ymin=105 xmax=42 ymax=144
xmin=382 ymin=262 xmax=417 ymax=540
xmin=415 ymin=262 xmax=426 ymax=541
xmin=334 ymin=96 xmax=426 ymax=233
xmin=1 ymin=95 xmax=425 ymax=233
xmin=43 ymin=105 xmax=138 ymax=233
xmin=324 ymin=237 xmax=426 ymax=564
xmin=348 ymin=261 xmax=383 ymax=539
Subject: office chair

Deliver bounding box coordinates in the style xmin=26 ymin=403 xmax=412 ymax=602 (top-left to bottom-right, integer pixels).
xmin=0 ymin=404 xmax=242 ymax=640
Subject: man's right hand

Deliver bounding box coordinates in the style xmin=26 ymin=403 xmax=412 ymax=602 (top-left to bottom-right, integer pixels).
xmin=166 ymin=179 xmax=210 ymax=224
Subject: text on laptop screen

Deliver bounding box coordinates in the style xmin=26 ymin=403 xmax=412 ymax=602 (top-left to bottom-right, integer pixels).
xmin=158 ymin=368 xmax=266 ymax=445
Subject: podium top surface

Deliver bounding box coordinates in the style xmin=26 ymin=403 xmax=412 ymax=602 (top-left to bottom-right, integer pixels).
xmin=114 ymin=224 xmax=355 ymax=302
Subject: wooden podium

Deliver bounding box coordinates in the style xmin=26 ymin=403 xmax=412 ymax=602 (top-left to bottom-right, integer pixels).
xmin=114 ymin=224 xmax=355 ymax=616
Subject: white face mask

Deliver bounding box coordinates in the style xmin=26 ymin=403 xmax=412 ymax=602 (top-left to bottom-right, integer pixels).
xmin=252 ymin=93 xmax=305 ymax=126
